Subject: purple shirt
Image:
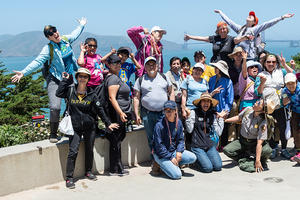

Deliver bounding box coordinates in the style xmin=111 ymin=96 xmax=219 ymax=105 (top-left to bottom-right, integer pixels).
xmin=239 ymin=72 xmax=259 ymax=101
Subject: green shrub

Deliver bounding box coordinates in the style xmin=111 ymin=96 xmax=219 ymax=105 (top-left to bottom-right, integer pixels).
xmin=0 ymin=121 xmax=50 ymax=148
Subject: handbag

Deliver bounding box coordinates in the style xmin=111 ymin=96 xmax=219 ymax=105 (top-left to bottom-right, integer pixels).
xmin=58 ymin=112 xmax=74 ymax=136
xmin=58 ymin=87 xmax=74 ymax=136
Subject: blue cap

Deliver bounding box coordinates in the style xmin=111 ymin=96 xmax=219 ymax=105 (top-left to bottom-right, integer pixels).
xmin=163 ymin=100 xmax=177 ymax=110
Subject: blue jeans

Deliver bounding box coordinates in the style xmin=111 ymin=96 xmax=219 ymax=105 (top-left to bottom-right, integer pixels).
xmin=141 ymin=107 xmax=164 ymax=151
xmin=191 ymin=146 xmax=222 ymax=173
xmin=153 ymin=150 xmax=196 ymax=180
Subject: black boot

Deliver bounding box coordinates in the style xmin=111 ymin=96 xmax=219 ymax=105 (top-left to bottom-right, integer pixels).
xmin=49 ymin=122 xmax=59 ymax=143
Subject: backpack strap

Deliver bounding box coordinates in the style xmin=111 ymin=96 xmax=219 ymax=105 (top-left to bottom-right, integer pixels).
xmin=48 ymin=43 xmax=54 ymax=65
xmin=237 ymin=81 xmax=254 ymax=106
xmin=61 ymin=35 xmax=69 ymax=43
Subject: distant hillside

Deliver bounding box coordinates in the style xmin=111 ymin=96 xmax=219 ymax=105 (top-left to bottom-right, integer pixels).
xmin=0 ymin=31 xmax=182 ymax=57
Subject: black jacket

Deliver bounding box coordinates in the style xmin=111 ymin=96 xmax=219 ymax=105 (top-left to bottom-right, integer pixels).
xmin=56 ymin=76 xmax=108 ymax=131
xmin=191 ymin=107 xmax=216 ymax=150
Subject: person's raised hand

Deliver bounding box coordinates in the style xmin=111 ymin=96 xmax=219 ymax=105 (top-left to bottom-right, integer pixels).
xmin=279 ymin=53 xmax=286 ymax=66
xmin=258 ymin=74 xmax=267 ymax=83
xmin=241 ymin=51 xmax=248 ymax=60
xmin=80 ymin=43 xmax=87 ymax=52
xmin=62 ymin=72 xmax=70 ymax=79
xmin=129 ymin=53 xmax=135 ymax=60
xmin=144 ymin=28 xmax=149 ymax=35
xmin=184 ymin=34 xmax=190 ymax=41
xmin=282 ymin=13 xmax=294 ymax=19
xmin=77 ymin=17 xmax=87 ymax=26
xmin=11 ymin=70 xmax=24 ymax=83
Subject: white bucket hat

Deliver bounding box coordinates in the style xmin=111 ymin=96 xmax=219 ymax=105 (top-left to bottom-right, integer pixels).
xmin=210 ymin=60 xmax=230 ymax=78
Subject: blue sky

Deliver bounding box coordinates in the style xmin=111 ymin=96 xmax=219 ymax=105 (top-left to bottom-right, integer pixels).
xmin=1 ymin=0 xmax=299 ymax=42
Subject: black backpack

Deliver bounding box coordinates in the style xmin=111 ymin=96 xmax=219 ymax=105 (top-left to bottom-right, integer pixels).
xmin=94 ymin=74 xmax=113 ymax=115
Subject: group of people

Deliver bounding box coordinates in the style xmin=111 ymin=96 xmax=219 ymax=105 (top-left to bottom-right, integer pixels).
xmin=10 ymin=10 xmax=300 ymax=187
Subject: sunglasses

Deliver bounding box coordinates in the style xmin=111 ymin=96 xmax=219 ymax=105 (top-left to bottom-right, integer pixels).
xmin=88 ymin=44 xmax=97 ymax=48
xmin=46 ymin=27 xmax=57 ymax=37
xmin=266 ymin=61 xmax=277 ymax=64
xmin=78 ymin=75 xmax=89 ymax=79
xmin=249 ymin=65 xmax=259 ymax=69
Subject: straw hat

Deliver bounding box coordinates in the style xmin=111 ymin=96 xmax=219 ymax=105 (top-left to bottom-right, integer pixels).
xmin=193 ymin=93 xmax=219 ymax=107
xmin=228 ymin=47 xmax=243 ymax=58
xmin=210 ymin=60 xmax=230 ymax=78
xmin=75 ymin=68 xmax=91 ymax=79
xmin=264 ymin=99 xmax=276 ymax=115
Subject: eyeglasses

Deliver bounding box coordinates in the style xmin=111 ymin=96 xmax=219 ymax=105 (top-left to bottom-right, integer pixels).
xmin=78 ymin=75 xmax=89 ymax=79
xmin=46 ymin=27 xmax=57 ymax=37
xmin=249 ymin=65 xmax=259 ymax=69
xmin=88 ymin=44 xmax=97 ymax=48
xmin=266 ymin=61 xmax=277 ymax=64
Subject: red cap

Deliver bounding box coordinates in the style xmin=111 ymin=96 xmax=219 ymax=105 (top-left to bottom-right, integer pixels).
xmin=249 ymin=11 xmax=259 ymax=26
xmin=217 ymin=21 xmax=227 ymax=28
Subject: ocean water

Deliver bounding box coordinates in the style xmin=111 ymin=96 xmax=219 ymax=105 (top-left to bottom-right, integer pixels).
xmin=1 ymin=43 xmax=299 ymax=118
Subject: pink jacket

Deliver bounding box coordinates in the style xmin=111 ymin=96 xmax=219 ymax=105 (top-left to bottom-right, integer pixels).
xmin=127 ymin=26 xmax=164 ymax=77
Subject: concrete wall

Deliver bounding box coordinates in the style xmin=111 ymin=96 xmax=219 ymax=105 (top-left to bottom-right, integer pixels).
xmin=0 ymin=129 xmax=151 ymax=196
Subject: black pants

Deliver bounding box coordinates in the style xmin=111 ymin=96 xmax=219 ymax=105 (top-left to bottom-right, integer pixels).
xmin=105 ymin=114 xmax=127 ymax=173
xmin=269 ymin=107 xmax=287 ymax=149
xmin=66 ymin=129 xmax=96 ymax=179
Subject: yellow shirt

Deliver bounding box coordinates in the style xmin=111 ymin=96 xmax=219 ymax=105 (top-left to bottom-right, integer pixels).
xmin=189 ymin=64 xmax=215 ymax=82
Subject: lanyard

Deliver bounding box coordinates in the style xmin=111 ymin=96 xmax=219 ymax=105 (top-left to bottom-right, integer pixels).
xmin=164 ymin=117 xmax=178 ymax=146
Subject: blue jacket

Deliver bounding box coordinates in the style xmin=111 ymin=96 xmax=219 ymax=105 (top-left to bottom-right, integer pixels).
xmin=21 ymin=24 xmax=85 ymax=80
xmin=208 ymin=75 xmax=234 ymax=113
xmin=153 ymin=117 xmax=185 ymax=160
xmin=282 ymin=82 xmax=300 ymax=114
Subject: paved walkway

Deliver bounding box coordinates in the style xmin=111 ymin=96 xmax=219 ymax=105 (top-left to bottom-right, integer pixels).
xmin=2 ymin=142 xmax=300 ymax=200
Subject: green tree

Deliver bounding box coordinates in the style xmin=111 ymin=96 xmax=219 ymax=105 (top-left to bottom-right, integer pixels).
xmin=292 ymin=53 xmax=300 ymax=71
xmin=0 ymin=52 xmax=48 ymax=125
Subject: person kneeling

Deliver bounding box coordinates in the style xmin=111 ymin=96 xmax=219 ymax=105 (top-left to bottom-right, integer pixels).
xmin=223 ymin=99 xmax=273 ymax=173
xmin=190 ymin=93 xmax=223 ymax=173
xmin=153 ymin=100 xmax=196 ymax=180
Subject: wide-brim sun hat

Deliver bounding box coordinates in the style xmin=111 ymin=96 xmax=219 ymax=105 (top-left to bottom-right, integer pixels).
xmin=75 ymin=68 xmax=91 ymax=79
xmin=210 ymin=60 xmax=230 ymax=78
xmin=246 ymin=60 xmax=262 ymax=72
xmin=193 ymin=93 xmax=219 ymax=107
xmin=228 ymin=47 xmax=243 ymax=58
xmin=151 ymin=26 xmax=167 ymax=35
xmin=264 ymin=99 xmax=276 ymax=115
